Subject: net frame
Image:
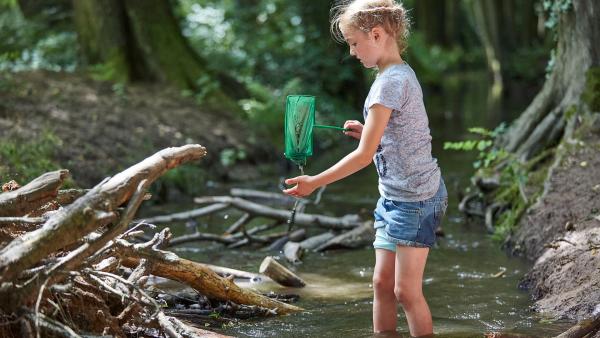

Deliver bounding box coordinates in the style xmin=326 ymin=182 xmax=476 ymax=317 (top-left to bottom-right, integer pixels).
xmin=284 ymin=95 xmax=315 ymax=166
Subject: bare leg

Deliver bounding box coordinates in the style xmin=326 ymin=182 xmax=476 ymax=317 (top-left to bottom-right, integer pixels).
xmin=394 ymin=246 xmax=432 ymax=337
xmin=373 ymin=248 xmax=397 ymax=333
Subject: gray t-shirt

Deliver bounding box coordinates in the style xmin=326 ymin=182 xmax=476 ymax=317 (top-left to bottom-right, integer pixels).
xmin=363 ymin=63 xmax=440 ymax=202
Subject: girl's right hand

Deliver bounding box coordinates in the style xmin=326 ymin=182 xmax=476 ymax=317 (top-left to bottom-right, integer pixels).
xmin=343 ymin=120 xmax=363 ymax=140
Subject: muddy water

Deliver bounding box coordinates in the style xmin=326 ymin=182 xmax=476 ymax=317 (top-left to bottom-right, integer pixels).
xmin=155 ymin=73 xmax=571 ymax=337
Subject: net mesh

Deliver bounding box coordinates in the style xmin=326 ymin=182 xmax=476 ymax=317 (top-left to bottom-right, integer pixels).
xmin=284 ymin=95 xmax=315 ymax=167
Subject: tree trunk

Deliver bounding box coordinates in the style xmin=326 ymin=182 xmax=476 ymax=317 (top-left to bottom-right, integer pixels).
xmin=498 ymin=0 xmax=600 ymax=160
xmin=71 ymin=0 xmax=246 ymax=103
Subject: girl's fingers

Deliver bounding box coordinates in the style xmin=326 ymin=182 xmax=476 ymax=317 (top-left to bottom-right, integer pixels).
xmin=285 ymin=177 xmax=298 ymax=185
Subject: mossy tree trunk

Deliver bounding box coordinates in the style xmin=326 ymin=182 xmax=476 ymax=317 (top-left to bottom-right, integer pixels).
xmin=70 ymin=0 xmax=245 ymax=105
xmin=498 ymin=0 xmax=600 ymax=161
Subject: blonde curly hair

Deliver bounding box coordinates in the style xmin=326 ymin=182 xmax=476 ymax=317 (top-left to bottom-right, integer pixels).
xmin=330 ymin=0 xmax=411 ymax=54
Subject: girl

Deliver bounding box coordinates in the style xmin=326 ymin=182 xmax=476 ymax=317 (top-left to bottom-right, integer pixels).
xmin=283 ymin=0 xmax=447 ymax=336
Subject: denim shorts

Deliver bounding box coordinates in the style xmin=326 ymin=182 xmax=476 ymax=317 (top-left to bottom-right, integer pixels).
xmin=373 ymin=178 xmax=448 ymax=251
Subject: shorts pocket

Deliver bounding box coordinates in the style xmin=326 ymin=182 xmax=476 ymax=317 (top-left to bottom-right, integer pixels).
xmin=384 ymin=200 xmax=420 ymax=242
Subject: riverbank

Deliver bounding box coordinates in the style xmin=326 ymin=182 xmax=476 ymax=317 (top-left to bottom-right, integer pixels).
xmin=507 ymin=113 xmax=600 ymax=323
xmin=0 ymin=70 xmax=274 ymax=194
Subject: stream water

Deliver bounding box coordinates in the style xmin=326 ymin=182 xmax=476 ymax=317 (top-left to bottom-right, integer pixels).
xmin=146 ymin=73 xmax=571 ymax=337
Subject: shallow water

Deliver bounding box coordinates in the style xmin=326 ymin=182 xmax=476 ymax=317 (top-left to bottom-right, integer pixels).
xmin=147 ymin=73 xmax=571 ymax=337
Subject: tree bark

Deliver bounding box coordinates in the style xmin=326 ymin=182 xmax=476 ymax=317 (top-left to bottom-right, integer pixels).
xmin=498 ymin=0 xmax=600 ymax=160
xmin=71 ymin=0 xmax=247 ymax=103
xmin=259 ymin=256 xmax=306 ymax=288
xmin=0 ymin=170 xmax=69 ymax=217
xmin=0 ymin=145 xmax=206 ymax=283
xmin=118 ymin=242 xmax=303 ymax=314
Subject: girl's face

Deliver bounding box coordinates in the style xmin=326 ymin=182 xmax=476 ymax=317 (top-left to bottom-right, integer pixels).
xmin=343 ymin=28 xmax=381 ymax=69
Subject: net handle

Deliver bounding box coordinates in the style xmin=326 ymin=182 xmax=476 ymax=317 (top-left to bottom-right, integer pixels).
xmin=313 ymin=125 xmax=349 ymax=132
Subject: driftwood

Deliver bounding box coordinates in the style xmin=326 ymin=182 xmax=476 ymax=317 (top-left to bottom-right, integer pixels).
xmin=0 ymin=145 xmax=206 ymax=284
xmin=141 ymin=203 xmax=229 ymax=224
xmin=156 ymin=312 xmax=232 ymax=338
xmin=0 ymin=145 xmax=301 ymax=337
xmin=259 ymin=256 xmax=306 ymax=288
xmin=264 ymin=228 xmax=306 ymax=252
xmin=315 ymin=222 xmax=375 ymax=251
xmin=283 ymin=242 xmax=304 ymax=264
xmin=299 ymin=232 xmax=336 ymax=251
xmin=194 ymin=196 xmax=361 ymax=230
xmin=203 ymin=263 xmax=265 ymax=282
xmin=0 ymin=170 xmax=69 ymax=217
xmin=117 ymin=237 xmax=303 ymax=314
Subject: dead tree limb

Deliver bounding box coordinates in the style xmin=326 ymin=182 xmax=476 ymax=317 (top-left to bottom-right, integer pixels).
xmin=259 ymin=256 xmax=305 ymax=287
xmin=0 ymin=145 xmax=207 ymax=284
xmin=0 ymin=170 xmax=69 ymax=217
xmin=157 ymin=312 xmax=232 ymax=338
xmin=116 ymin=238 xmax=303 ymax=314
xmin=194 ymin=196 xmax=360 ymax=230
xmin=316 ymin=222 xmax=375 ymax=251
xmin=141 ymin=203 xmax=229 ymax=224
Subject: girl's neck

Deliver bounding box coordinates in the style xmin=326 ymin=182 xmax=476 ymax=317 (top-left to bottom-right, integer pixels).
xmin=377 ymin=55 xmax=404 ymax=73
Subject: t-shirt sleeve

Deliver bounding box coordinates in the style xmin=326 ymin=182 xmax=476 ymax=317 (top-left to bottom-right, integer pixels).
xmin=368 ymin=76 xmax=406 ymax=112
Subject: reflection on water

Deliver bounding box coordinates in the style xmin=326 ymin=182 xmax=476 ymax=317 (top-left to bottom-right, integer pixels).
xmin=147 ymin=73 xmax=570 ymax=337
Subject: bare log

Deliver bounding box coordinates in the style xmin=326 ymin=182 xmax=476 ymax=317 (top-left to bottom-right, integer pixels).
xmin=264 ymin=229 xmax=306 ymax=252
xmin=194 ymin=196 xmax=361 ymax=230
xmin=0 ymin=170 xmax=69 ymax=217
xmin=230 ymin=188 xmax=299 ymax=204
xmin=0 ymin=145 xmax=207 ymax=283
xmin=157 ymin=312 xmax=232 ymax=338
xmin=283 ymin=242 xmax=303 ymax=265
xmin=0 ymin=217 xmax=45 ymax=227
xmin=223 ymin=213 xmax=251 ymax=235
xmin=299 ymin=232 xmax=336 ymax=251
xmin=141 ymin=203 xmax=229 ymax=224
xmin=202 ymin=263 xmax=265 ymax=282
xmin=116 ymin=239 xmax=302 ymax=314
xmin=316 ymin=222 xmax=375 ymax=251
xmin=259 ymin=256 xmax=305 ymax=288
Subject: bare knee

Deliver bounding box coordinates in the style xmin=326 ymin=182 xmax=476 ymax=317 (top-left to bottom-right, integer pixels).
xmin=394 ymin=286 xmax=422 ymax=306
xmin=372 ymin=273 xmax=394 ymax=294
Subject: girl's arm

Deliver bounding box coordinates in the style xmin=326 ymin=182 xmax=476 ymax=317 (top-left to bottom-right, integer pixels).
xmin=283 ymin=104 xmax=392 ymax=197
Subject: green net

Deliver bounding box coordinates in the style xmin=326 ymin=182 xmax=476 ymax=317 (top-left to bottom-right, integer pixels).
xmin=285 ymin=95 xmax=315 ymax=167
xmin=284 ymin=95 xmax=349 ymax=167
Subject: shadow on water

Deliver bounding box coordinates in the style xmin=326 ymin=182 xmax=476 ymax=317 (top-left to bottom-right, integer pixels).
xmin=152 ymin=72 xmax=572 ymax=337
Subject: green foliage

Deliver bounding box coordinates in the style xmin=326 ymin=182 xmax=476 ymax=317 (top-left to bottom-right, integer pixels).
xmin=0 ymin=130 xmax=67 ymax=185
xmin=542 ymin=0 xmax=572 ymax=76
xmin=444 ymin=124 xmax=545 ymax=239
xmin=542 ymin=0 xmax=572 ymax=31
xmin=0 ymin=7 xmax=77 ymax=72
xmin=443 ymin=124 xmax=507 ymax=169
xmin=405 ymin=32 xmax=469 ymax=83
xmin=219 ymin=147 xmax=247 ymax=167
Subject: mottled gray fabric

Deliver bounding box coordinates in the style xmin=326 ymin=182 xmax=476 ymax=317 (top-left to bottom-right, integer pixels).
xmin=363 ymin=63 xmax=441 ymax=202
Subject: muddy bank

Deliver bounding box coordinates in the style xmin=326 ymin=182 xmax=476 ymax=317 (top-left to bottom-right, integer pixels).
xmin=507 ymin=113 xmax=600 ymax=322
xmin=0 ymin=70 xmax=274 ymax=191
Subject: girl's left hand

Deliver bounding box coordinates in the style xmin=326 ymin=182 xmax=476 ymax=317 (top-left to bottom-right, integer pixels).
xmin=283 ymin=175 xmax=318 ymax=197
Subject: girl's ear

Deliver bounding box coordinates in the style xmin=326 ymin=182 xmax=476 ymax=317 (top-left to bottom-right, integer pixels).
xmin=371 ymin=27 xmax=382 ymax=41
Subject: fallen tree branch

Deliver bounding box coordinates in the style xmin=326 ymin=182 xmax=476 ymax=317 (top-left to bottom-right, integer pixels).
xmin=141 ymin=203 xmax=229 ymax=224
xmin=0 ymin=170 xmax=69 ymax=217
xmin=115 ymin=237 xmax=303 ymax=314
xmin=194 ymin=196 xmax=360 ymax=230
xmin=0 ymin=145 xmax=207 ymax=284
